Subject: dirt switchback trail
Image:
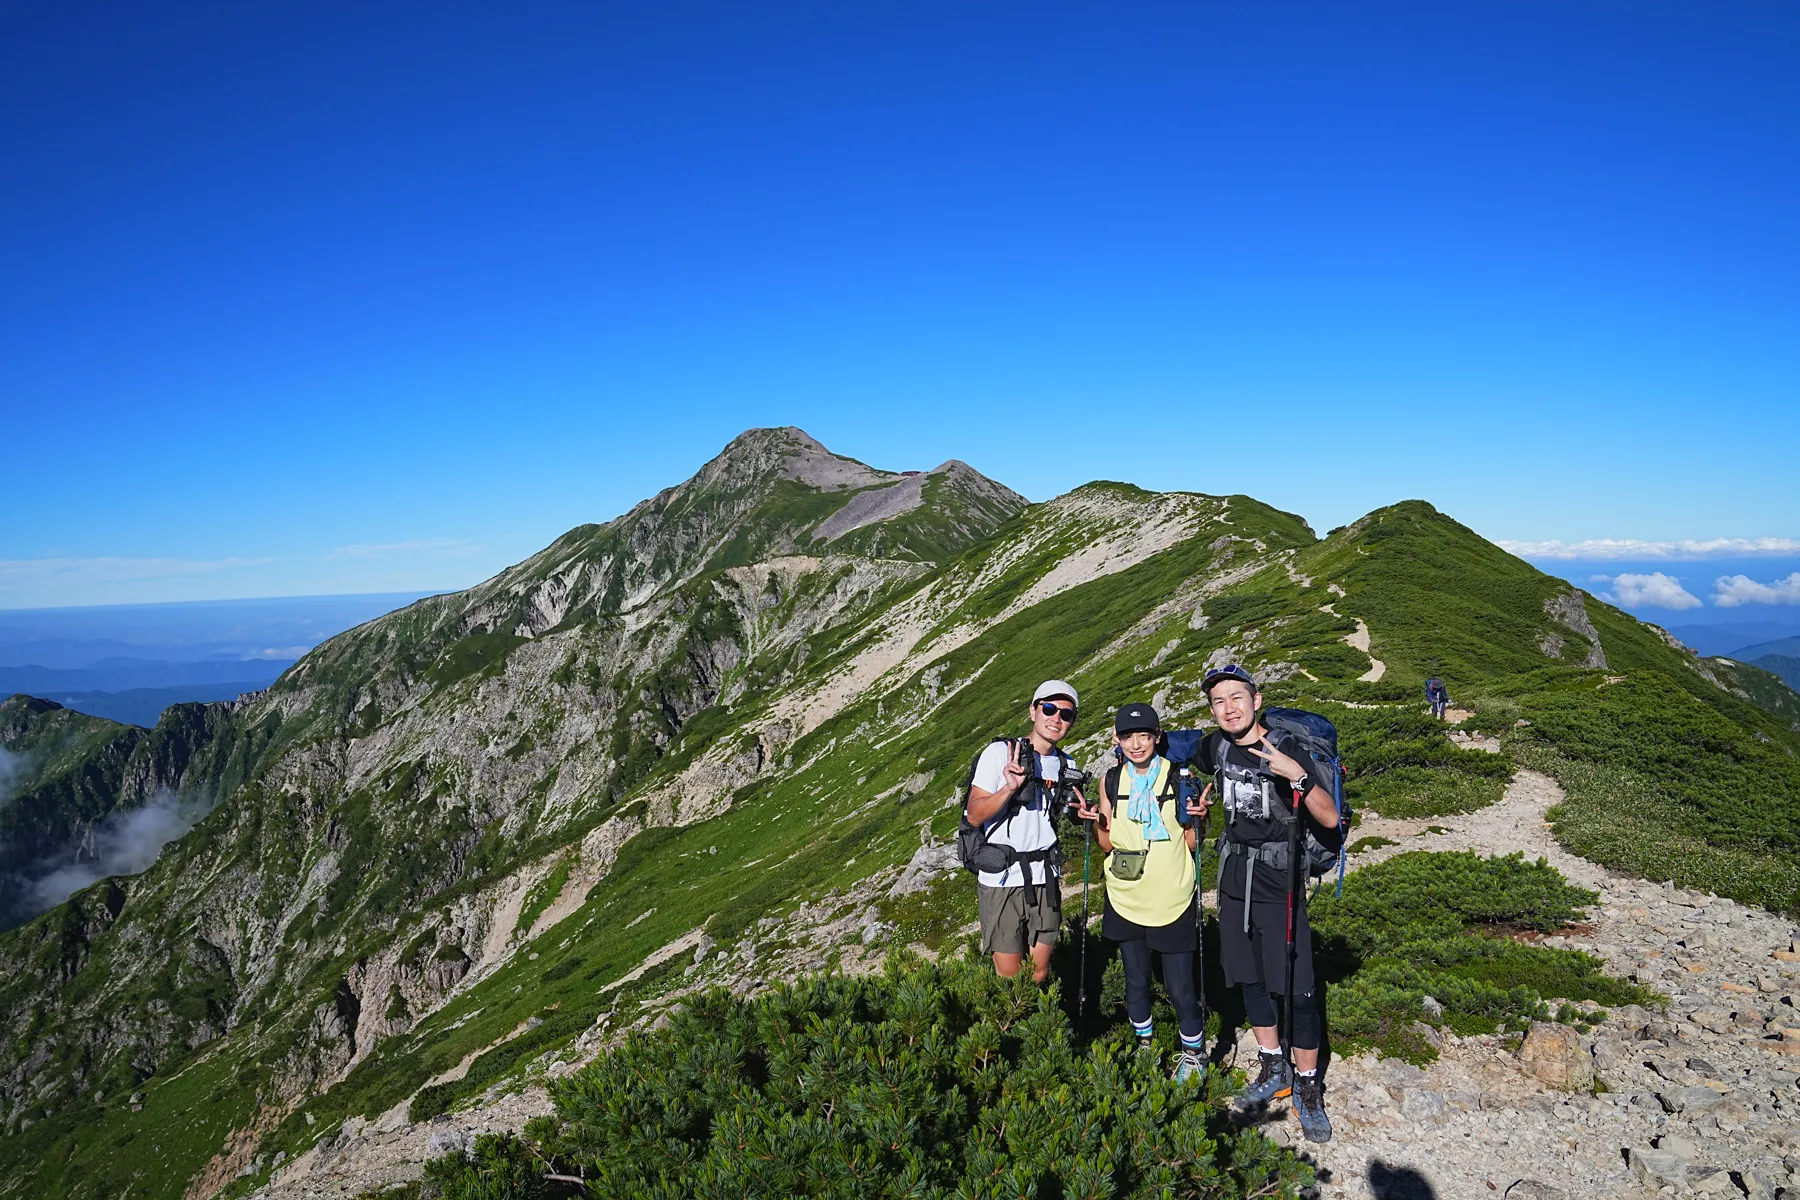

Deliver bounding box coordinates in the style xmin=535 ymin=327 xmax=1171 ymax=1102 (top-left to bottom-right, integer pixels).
xmin=1240 ymin=770 xmax=1800 ymax=1200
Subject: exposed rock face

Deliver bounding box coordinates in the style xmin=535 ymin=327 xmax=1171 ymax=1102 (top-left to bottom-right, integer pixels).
xmin=811 ymin=473 xmax=927 ymax=542
xmin=1541 ymin=590 xmax=1607 ymax=669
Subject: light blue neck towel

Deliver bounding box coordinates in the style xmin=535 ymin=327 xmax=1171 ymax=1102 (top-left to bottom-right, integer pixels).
xmin=1125 ymin=756 xmax=1171 ymax=842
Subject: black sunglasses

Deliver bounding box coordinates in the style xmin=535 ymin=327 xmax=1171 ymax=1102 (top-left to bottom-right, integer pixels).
xmin=1037 ymin=702 xmax=1077 ymax=722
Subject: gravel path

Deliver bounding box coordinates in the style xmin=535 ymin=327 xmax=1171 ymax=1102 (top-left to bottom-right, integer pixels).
xmin=1240 ymin=769 xmax=1800 ymax=1200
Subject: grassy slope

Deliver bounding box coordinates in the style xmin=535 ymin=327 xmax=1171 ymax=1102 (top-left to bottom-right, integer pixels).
xmin=9 ymin=494 xmax=1800 ymax=1198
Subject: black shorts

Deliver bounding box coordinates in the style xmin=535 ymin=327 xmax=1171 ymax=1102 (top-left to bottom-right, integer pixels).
xmin=1216 ymin=890 xmax=1315 ymax=995
xmin=1102 ymin=896 xmax=1200 ymax=955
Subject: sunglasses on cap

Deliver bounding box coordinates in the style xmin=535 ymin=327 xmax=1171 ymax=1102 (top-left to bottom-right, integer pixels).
xmin=1037 ymin=701 xmax=1077 ymax=722
xmin=1202 ymin=663 xmax=1257 ymax=702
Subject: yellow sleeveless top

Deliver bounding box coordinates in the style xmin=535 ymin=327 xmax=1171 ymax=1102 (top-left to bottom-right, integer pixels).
xmin=1105 ymin=757 xmax=1197 ymax=928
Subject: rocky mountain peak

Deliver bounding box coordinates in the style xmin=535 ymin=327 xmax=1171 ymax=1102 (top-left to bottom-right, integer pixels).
xmin=695 ymin=426 xmax=895 ymax=494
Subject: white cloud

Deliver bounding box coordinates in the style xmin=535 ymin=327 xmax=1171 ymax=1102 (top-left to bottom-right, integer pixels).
xmin=0 ymin=748 xmax=23 ymax=806
xmin=1601 ymin=572 xmax=1703 ymax=610
xmin=14 ymin=789 xmax=210 ymax=921
xmin=1712 ymin=571 xmax=1800 ymax=608
xmin=1499 ymin=537 xmax=1800 ymax=561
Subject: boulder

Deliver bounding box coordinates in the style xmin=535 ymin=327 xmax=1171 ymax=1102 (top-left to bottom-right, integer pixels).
xmin=1627 ymin=1148 xmax=1689 ymax=1189
xmin=1657 ymin=1085 xmax=1726 ymax=1114
xmin=1687 ymin=1166 xmax=1736 ymax=1196
xmin=1517 ymin=1022 xmax=1593 ymax=1092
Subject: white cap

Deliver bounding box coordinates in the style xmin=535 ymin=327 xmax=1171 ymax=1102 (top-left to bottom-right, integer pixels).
xmin=1032 ymin=679 xmax=1079 ymax=708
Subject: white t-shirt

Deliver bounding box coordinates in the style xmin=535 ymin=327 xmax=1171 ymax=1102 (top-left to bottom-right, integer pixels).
xmin=969 ymin=741 xmax=1064 ymax=888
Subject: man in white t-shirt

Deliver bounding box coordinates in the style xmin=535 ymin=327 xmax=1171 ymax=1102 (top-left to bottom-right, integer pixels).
xmin=964 ymin=680 xmax=1081 ymax=983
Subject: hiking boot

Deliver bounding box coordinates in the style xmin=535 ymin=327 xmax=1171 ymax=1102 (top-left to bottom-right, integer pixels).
xmin=1134 ymin=1034 xmax=1158 ymax=1066
xmin=1293 ymin=1073 xmax=1332 ymax=1143
xmin=1237 ymin=1051 xmax=1291 ymax=1104
xmin=1171 ymin=1049 xmax=1204 ymax=1084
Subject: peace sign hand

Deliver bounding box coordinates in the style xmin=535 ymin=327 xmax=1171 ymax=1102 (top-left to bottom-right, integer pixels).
xmin=1248 ymin=737 xmax=1308 ymax=785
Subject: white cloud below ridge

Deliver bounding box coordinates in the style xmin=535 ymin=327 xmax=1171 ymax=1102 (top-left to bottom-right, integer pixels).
xmin=1500 ymin=536 xmax=1800 ymax=560
xmin=1599 ymin=572 xmax=1703 ymax=610
xmin=1712 ymin=572 xmax=1800 ymax=608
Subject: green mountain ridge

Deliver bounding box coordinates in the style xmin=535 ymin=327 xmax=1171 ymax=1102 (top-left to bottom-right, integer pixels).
xmin=2 ymin=430 xmax=1797 ymax=1199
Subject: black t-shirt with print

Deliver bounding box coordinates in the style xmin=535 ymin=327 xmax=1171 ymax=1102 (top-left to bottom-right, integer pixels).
xmin=1200 ymin=729 xmax=1340 ymax=905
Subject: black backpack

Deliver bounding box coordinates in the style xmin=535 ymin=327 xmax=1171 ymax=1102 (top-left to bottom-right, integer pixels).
xmin=955 ymin=737 xmax=1077 ymax=877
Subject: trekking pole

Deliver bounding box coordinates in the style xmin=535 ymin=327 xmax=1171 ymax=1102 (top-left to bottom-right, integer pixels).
xmin=1193 ymin=778 xmax=1210 ymax=1038
xmin=1282 ymin=777 xmax=1303 ymax=1079
xmin=1078 ymin=816 xmax=1092 ymax=1022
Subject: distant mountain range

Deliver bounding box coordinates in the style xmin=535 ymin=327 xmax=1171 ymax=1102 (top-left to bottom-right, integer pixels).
xmin=21 ymin=683 xmax=274 ymax=728
xmin=1725 ymin=635 xmax=1800 ymax=662
xmin=0 ymin=592 xmax=433 ymax=669
xmin=1728 ymin=638 xmax=1800 ymax=691
xmin=0 ymin=657 xmax=291 ymax=695
xmin=1690 ymin=635 xmax=1800 ymax=693
xmin=1665 ymin=621 xmax=1800 ymax=658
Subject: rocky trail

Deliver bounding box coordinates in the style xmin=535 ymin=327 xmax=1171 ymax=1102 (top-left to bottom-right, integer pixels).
xmin=1243 ymin=769 xmax=1800 ymax=1200
xmin=253 ymin=770 xmax=1800 ymax=1200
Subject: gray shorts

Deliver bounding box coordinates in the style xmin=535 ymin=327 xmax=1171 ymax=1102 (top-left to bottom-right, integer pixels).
xmin=977 ymin=882 xmax=1062 ymax=955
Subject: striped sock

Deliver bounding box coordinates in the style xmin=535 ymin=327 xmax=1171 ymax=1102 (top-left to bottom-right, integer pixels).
xmin=1180 ymin=1032 xmax=1204 ymax=1052
xmin=1132 ymin=1018 xmax=1154 ymax=1041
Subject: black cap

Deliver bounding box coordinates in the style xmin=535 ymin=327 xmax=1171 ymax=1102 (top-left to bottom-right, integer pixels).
xmin=1114 ymin=702 xmax=1160 ymax=735
xmin=1201 ymin=663 xmax=1258 ymax=696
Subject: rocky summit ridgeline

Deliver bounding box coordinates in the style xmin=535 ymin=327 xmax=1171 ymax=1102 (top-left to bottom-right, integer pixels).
xmin=2 ymin=428 xmax=1797 ymax=1200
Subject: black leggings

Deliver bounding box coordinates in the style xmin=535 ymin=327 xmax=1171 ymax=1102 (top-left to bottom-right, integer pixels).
xmin=1241 ymin=980 xmax=1322 ymax=1051
xmin=1118 ymin=941 xmax=1205 ymax=1041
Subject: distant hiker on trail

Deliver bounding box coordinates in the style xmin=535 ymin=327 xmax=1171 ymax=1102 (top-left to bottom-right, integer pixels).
xmin=1072 ymin=701 xmax=1207 ymax=1083
xmin=1191 ymin=664 xmax=1343 ymax=1143
xmin=962 ymin=680 xmax=1082 ymax=984
xmin=1426 ymin=677 xmax=1450 ymax=721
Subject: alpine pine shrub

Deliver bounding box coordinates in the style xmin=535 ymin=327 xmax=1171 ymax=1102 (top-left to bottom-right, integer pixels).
xmin=426 ymin=952 xmax=1311 ymax=1198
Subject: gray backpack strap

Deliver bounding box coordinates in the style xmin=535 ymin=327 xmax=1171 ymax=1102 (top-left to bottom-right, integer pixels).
xmin=1211 ymin=735 xmax=1234 ymax=825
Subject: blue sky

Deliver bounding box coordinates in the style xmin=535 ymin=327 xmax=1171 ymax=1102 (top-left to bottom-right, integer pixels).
xmin=4 ymin=1 xmax=1798 ymax=613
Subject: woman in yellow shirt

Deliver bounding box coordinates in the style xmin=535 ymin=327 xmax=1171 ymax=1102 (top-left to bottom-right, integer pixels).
xmin=1083 ymin=701 xmax=1205 ymax=1081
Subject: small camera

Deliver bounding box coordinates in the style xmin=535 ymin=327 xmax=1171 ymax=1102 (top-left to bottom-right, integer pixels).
xmin=1056 ymin=765 xmax=1092 ymax=816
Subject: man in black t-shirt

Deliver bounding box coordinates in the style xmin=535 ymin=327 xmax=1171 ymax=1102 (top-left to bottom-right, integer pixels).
xmin=1191 ymin=664 xmax=1341 ymax=1144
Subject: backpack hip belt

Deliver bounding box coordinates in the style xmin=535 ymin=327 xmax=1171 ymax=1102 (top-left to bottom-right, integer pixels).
xmin=1217 ymin=837 xmax=1292 ymax=932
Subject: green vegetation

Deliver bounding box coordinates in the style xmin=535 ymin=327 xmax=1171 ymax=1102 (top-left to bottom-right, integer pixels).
xmin=416 ymin=954 xmax=1310 ymax=1199
xmin=6 ymin=456 xmax=1798 ymax=1199
xmin=1328 ymin=704 xmax=1511 ymax=818
xmin=1312 ymin=852 xmax=1658 ymax=1063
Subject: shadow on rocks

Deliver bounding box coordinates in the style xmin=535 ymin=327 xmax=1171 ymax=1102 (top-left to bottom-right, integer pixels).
xmin=1368 ymin=1160 xmax=1438 ymax=1200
